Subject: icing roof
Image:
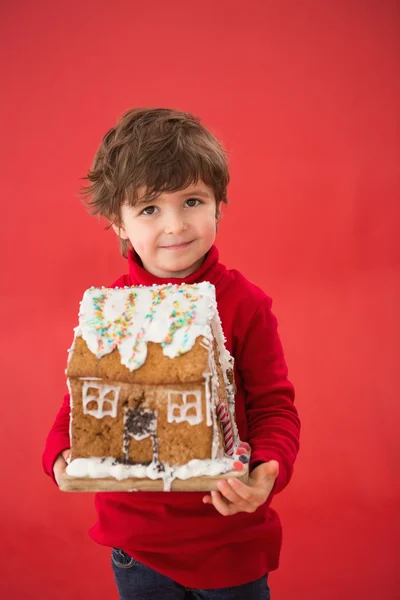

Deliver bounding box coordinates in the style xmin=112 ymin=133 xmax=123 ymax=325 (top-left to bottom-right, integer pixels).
xmin=74 ymin=282 xmax=216 ymax=372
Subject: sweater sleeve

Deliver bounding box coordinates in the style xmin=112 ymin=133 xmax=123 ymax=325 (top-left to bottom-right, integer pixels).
xmin=236 ymin=298 xmax=300 ymax=495
xmin=42 ymin=393 xmax=71 ymax=484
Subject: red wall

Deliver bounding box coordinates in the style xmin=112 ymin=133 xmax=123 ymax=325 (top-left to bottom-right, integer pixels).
xmin=1 ymin=1 xmax=398 ymax=598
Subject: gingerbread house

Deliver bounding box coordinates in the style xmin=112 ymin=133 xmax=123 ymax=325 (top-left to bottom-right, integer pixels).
xmin=65 ymin=282 xmax=243 ymax=489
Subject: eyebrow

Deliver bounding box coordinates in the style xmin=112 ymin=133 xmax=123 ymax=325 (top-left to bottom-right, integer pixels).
xmin=135 ymin=189 xmax=210 ymax=207
xmin=181 ymin=190 xmax=210 ymax=198
xmin=134 ymin=199 xmax=152 ymax=208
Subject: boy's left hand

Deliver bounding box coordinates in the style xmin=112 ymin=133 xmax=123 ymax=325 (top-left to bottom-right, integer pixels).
xmin=202 ymin=460 xmax=279 ymax=516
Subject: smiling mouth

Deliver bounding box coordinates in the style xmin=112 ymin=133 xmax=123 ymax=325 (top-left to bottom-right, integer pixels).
xmin=161 ymin=241 xmax=194 ymax=250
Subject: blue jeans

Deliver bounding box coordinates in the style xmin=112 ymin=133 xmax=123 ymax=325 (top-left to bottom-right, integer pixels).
xmin=111 ymin=548 xmax=270 ymax=599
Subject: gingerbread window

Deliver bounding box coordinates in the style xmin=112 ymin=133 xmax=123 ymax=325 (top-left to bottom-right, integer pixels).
xmin=82 ymin=380 xmax=120 ymax=419
xmin=167 ymin=390 xmax=202 ymax=425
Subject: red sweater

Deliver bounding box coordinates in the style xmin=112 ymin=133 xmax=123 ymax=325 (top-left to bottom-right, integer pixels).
xmin=42 ymin=245 xmax=300 ymax=588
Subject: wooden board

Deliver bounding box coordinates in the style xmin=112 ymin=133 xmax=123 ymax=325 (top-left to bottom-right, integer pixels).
xmin=59 ymin=465 xmax=248 ymax=492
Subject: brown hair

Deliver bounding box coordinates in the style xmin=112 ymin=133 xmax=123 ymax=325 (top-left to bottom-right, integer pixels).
xmin=81 ymin=108 xmax=230 ymax=257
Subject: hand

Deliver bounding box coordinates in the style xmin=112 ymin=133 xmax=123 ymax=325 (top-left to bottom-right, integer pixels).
xmin=53 ymin=449 xmax=71 ymax=486
xmin=202 ymin=460 xmax=279 ymax=516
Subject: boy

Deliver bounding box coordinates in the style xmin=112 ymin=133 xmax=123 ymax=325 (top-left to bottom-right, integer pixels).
xmin=43 ymin=108 xmax=300 ymax=599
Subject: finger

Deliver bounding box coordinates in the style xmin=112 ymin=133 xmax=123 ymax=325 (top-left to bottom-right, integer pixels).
xmin=210 ymin=490 xmax=238 ymax=517
xmin=54 ymin=465 xmax=65 ymax=486
xmin=228 ymin=477 xmax=264 ymax=504
xmin=54 ymin=457 xmax=65 ymax=473
xmin=62 ymin=449 xmax=72 ymax=462
xmin=250 ymin=461 xmax=279 ymax=485
xmin=266 ymin=460 xmax=279 ymax=479
xmin=216 ymin=480 xmax=258 ymax=512
xmin=202 ymin=494 xmax=212 ymax=504
xmin=53 ymin=456 xmax=67 ymax=485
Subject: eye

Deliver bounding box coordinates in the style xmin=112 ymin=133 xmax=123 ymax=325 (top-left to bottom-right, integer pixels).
xmin=185 ymin=198 xmax=202 ymax=208
xmin=141 ymin=205 xmax=159 ymax=216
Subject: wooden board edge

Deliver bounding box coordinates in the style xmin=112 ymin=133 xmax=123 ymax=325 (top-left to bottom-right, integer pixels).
xmin=59 ymin=466 xmax=248 ymax=492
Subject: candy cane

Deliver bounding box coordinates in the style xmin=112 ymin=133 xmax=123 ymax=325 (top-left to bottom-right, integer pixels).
xmin=216 ymin=402 xmax=234 ymax=456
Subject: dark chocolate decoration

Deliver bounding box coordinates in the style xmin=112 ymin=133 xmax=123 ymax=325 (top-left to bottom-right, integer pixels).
xmin=123 ymin=405 xmax=160 ymax=466
xmin=125 ymin=406 xmax=156 ymax=438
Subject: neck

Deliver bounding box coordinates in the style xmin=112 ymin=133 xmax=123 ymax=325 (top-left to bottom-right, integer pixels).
xmin=142 ymin=256 xmax=206 ymax=280
xmin=127 ymin=245 xmax=225 ymax=287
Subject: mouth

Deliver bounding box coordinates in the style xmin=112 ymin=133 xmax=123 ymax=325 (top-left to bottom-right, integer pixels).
xmin=160 ymin=240 xmax=194 ymax=250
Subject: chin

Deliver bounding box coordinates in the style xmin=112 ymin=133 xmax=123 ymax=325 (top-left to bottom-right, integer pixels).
xmin=163 ymin=259 xmax=193 ymax=272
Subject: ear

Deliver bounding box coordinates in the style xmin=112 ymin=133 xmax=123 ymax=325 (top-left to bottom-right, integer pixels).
xmin=111 ymin=222 xmax=129 ymax=240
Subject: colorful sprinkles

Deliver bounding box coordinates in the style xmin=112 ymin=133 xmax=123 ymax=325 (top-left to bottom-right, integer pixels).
xmin=79 ymin=284 xmax=211 ymax=370
xmin=87 ymin=291 xmax=137 ymax=358
xmin=162 ymin=291 xmax=199 ymax=352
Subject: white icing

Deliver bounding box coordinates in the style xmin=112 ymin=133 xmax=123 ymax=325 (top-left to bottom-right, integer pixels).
xmin=200 ymin=338 xmax=215 ymax=429
xmin=67 ymin=377 xmax=73 ymax=444
xmin=67 ymin=458 xmax=148 ymax=479
xmin=66 ymin=455 xmax=246 ymax=490
xmin=82 ymin=381 xmax=119 ymax=419
xmin=75 ymin=282 xmax=217 ymax=372
xmin=207 ymin=333 xmax=220 ymax=460
xmin=202 ymin=371 xmax=213 ymax=427
xmin=175 ymin=459 xmax=234 ymax=479
xmin=210 ymin=314 xmax=239 ymax=447
xmin=66 ymin=335 xmax=78 ymax=444
xmin=167 ymin=390 xmax=202 ymax=425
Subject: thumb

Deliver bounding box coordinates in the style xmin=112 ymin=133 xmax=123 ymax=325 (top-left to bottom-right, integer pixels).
xmin=61 ymin=449 xmax=71 ymax=463
xmin=266 ymin=460 xmax=279 ymax=479
xmin=250 ymin=460 xmax=280 ymax=485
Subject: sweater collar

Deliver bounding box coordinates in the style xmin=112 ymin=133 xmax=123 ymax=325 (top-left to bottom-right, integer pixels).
xmin=127 ymin=244 xmax=225 ymax=287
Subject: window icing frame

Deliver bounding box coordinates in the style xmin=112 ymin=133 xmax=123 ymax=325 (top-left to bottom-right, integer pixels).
xmin=167 ymin=390 xmax=202 ymax=425
xmin=81 ymin=380 xmax=120 ymax=419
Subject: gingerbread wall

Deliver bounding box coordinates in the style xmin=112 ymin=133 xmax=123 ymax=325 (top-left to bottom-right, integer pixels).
xmin=70 ymin=378 xmax=215 ymax=465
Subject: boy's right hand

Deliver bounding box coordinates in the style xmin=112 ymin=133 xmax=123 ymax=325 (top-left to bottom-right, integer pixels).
xmin=53 ymin=449 xmax=71 ymax=486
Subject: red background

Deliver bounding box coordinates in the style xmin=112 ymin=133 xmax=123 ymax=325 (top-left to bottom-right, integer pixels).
xmin=1 ymin=1 xmax=399 ymax=598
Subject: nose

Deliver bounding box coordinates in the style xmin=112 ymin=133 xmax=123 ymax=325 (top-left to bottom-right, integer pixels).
xmin=164 ymin=210 xmax=187 ymax=235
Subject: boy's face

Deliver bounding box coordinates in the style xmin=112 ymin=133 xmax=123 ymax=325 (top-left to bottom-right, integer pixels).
xmin=113 ymin=180 xmax=218 ymax=278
